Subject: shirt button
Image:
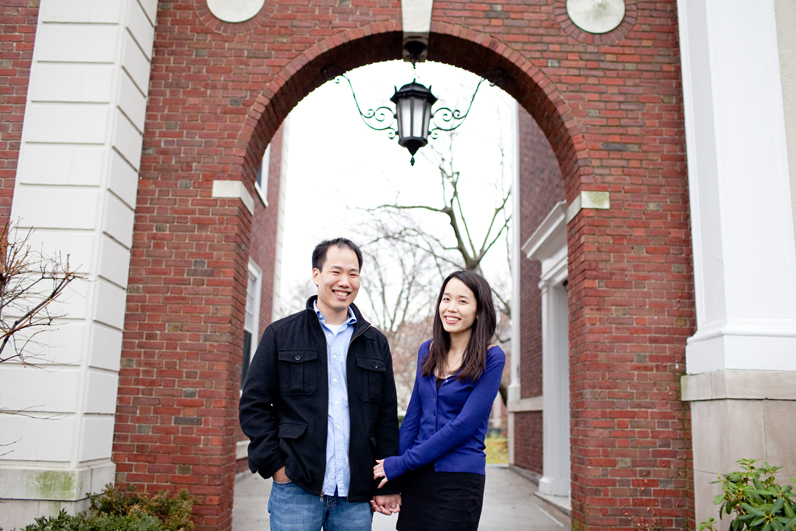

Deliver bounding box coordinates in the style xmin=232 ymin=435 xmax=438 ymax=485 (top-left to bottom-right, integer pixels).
xmin=333 ymin=379 xmax=337 ymax=383
xmin=335 ymin=401 xmax=339 ymax=405
xmin=333 ymin=355 xmax=337 ymax=359
xmin=336 ymin=425 xmax=341 ymax=429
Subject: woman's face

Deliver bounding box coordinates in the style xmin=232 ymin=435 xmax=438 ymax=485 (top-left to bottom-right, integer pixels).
xmin=439 ymin=277 xmax=477 ymax=336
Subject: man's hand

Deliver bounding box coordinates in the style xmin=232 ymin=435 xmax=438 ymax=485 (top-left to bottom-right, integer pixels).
xmin=273 ymin=466 xmax=291 ymax=484
xmin=371 ymin=493 xmax=401 ymax=515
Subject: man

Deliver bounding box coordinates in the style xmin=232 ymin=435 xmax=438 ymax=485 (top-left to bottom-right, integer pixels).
xmin=240 ymin=238 xmax=402 ymax=530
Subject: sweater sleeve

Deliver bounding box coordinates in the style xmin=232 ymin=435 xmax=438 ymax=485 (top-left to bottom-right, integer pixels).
xmin=383 ymin=346 xmax=505 ymax=480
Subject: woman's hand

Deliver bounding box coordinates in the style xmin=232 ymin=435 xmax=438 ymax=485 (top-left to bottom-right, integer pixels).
xmin=373 ymin=459 xmax=389 ymax=489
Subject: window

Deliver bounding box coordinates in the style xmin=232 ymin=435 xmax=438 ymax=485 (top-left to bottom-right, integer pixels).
xmin=241 ymin=260 xmax=262 ymax=387
xmin=255 ymin=144 xmax=271 ymax=207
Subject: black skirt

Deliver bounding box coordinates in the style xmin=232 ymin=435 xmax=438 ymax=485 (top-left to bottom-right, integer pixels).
xmin=396 ymin=466 xmax=486 ymax=531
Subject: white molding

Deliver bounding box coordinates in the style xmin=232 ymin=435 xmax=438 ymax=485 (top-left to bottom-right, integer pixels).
xmin=212 ymin=180 xmax=255 ymax=215
xmin=523 ymin=201 xmax=571 ymax=498
xmin=509 ymin=99 xmax=521 ymax=404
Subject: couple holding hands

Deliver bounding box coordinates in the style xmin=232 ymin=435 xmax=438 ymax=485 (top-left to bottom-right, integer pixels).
xmin=240 ymin=238 xmax=505 ymax=531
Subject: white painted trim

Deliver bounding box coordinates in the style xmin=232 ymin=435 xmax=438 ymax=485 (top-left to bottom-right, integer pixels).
xmin=401 ymin=0 xmax=433 ymax=33
xmin=236 ymin=440 xmax=248 ymax=460
xmin=212 ymin=180 xmax=255 ymax=215
xmin=565 ymin=191 xmax=610 ymax=222
xmin=246 ymin=259 xmax=263 ymax=366
xmin=507 ymin=396 xmax=543 ymax=412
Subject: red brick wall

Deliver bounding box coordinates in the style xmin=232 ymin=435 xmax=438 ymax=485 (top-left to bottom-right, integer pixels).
xmin=0 ymin=1 xmax=38 ymax=223
xmin=513 ymin=411 xmax=543 ymax=474
xmin=112 ymin=1 xmax=695 ymax=530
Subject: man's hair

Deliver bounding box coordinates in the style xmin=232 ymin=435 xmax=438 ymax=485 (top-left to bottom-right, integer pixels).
xmin=312 ymin=238 xmax=364 ymax=272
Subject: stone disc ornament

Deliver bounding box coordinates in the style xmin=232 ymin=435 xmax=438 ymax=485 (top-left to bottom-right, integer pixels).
xmin=566 ymin=0 xmax=625 ymax=34
xmin=207 ymin=0 xmax=265 ymax=23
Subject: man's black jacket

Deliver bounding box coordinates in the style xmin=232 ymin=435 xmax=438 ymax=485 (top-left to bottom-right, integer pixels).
xmin=239 ymin=296 xmax=400 ymax=501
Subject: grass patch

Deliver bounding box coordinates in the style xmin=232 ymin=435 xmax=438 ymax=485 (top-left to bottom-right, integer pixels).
xmin=485 ymin=436 xmax=508 ymax=464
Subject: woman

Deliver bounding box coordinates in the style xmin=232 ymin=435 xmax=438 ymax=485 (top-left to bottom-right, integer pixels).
xmin=373 ymin=270 xmax=506 ymax=531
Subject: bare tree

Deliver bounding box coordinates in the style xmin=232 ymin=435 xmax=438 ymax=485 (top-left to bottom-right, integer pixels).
xmin=0 ymin=222 xmax=83 ymax=366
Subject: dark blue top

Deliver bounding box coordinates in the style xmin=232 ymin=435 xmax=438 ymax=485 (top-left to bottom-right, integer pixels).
xmin=382 ymin=340 xmax=506 ymax=479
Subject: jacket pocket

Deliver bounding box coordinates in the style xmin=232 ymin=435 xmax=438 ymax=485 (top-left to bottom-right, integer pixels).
xmin=355 ymin=357 xmax=386 ymax=403
xmin=278 ymin=349 xmax=318 ymax=395
xmin=278 ymin=422 xmax=307 ymax=439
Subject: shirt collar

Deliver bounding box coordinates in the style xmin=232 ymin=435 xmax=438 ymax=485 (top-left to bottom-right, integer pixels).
xmin=313 ymin=300 xmax=357 ymax=327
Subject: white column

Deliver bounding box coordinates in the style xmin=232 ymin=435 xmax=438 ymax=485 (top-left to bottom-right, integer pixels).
xmin=678 ymin=0 xmax=796 ymax=374
xmin=0 ymin=1 xmax=156 ymax=528
xmin=538 ymin=280 xmax=570 ymax=497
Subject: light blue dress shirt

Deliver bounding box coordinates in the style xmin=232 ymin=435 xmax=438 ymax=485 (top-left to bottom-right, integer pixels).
xmin=314 ymin=302 xmax=356 ymax=497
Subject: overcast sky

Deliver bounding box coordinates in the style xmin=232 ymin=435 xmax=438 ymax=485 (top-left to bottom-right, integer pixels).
xmin=277 ymin=60 xmax=516 ymax=316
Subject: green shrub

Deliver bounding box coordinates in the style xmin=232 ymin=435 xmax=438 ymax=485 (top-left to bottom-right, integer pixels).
xmin=699 ymin=459 xmax=796 ymax=531
xmin=13 ymin=484 xmax=195 ymax=531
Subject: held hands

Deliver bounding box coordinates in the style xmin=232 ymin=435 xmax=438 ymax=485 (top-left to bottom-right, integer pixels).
xmin=370 ymin=460 xmax=400 ymax=515
xmin=371 ymin=493 xmax=401 ymax=515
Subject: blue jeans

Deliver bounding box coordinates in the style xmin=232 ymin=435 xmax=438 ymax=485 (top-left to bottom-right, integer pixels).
xmin=268 ymin=480 xmax=373 ymax=531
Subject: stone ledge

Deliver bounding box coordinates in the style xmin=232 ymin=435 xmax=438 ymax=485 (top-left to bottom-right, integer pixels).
xmin=681 ymin=369 xmax=796 ymax=401
xmin=0 ymin=462 xmax=114 ymax=501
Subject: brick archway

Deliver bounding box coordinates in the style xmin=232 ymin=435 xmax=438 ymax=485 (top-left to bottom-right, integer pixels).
xmin=116 ymin=2 xmax=694 ymax=530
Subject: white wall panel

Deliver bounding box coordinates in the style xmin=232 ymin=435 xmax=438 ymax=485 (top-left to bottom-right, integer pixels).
xmin=126 ymin=1 xmax=155 ymax=59
xmin=0 ymin=367 xmax=80 ymax=413
xmin=8 ymin=322 xmax=87 ymax=367
xmin=33 ymin=25 xmax=119 ymax=63
xmin=16 ymin=144 xmax=105 ymax=186
xmin=113 ymin=110 xmax=143 ymax=165
xmin=78 ymin=417 xmax=115 ymax=462
xmin=83 ymin=371 xmax=120 ymax=414
xmin=28 ymin=64 xmax=114 ymax=103
xmin=12 ymin=186 xmax=100 ymax=230
xmin=93 ymin=279 xmax=127 ymax=329
xmin=40 ymin=0 xmax=123 ymax=23
xmin=108 ymin=150 xmax=139 ymax=206
xmin=102 ymin=191 xmax=135 ymax=248
xmin=121 ymin=31 xmax=151 ymax=93
xmin=138 ymin=0 xmax=158 ymax=27
xmin=88 ymin=324 xmax=123 ymax=372
xmin=0 ymin=416 xmax=75 ymax=462
xmin=23 ymin=103 xmax=110 ymax=144
xmin=24 ymin=229 xmax=95 ymax=274
xmin=119 ymin=72 xmax=146 ymax=132
xmin=98 ymin=234 xmax=131 ymax=288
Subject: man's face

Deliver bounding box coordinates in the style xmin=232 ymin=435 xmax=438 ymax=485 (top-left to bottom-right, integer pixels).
xmin=312 ymin=245 xmax=361 ymax=319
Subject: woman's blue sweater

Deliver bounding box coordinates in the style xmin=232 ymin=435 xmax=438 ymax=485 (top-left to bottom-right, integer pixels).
xmin=382 ymin=340 xmax=506 ymax=479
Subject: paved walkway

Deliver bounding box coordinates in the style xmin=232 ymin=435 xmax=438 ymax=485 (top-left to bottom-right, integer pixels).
xmin=232 ymin=465 xmax=570 ymax=530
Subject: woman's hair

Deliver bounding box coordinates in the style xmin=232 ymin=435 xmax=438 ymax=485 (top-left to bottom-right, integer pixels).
xmin=421 ymin=270 xmax=497 ymax=382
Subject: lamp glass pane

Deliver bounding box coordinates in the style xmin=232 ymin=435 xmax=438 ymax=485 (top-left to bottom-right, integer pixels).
xmin=399 ymin=98 xmax=412 ymax=140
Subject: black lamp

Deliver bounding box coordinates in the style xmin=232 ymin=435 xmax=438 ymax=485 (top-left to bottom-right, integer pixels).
xmin=391 ymin=82 xmax=437 ymax=165
xmin=323 ymin=64 xmax=504 ymax=165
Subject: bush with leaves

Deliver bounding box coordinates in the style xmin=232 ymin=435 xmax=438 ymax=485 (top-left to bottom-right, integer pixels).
xmin=1 ymin=484 xmax=195 ymax=531
xmin=699 ymin=459 xmax=796 ymax=531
